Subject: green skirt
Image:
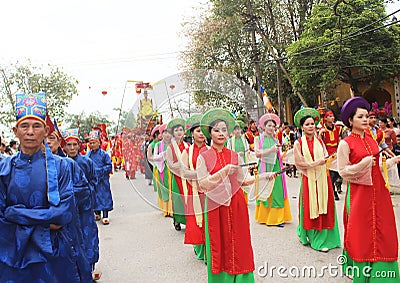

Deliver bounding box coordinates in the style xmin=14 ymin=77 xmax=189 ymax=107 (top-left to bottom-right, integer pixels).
xmin=171 ymin=175 xmax=186 ymax=224
xmin=297 ymin=183 xmax=341 ymax=251
xmin=194 ymin=244 xmax=206 ymax=262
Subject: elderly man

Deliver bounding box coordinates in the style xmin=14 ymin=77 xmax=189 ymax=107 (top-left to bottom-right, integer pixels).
xmin=0 ymin=93 xmax=84 ymax=282
xmin=87 ymin=130 xmax=113 ymax=225
xmin=64 ymin=128 xmax=102 ymax=280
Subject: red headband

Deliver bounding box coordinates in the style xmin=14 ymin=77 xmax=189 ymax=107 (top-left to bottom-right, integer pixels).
xmin=324 ymin=111 xmax=334 ymax=119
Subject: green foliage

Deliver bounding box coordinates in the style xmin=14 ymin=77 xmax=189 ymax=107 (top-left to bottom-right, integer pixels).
xmin=287 ymin=0 xmax=400 ymax=102
xmin=63 ymin=111 xmax=116 ymax=139
xmin=180 ymin=0 xmax=325 ymax=113
xmin=0 ymin=61 xmax=78 ymax=129
xmin=181 ymin=5 xmax=253 ymax=77
xmin=181 ymin=69 xmax=258 ymax=117
xmin=121 ymin=110 xmax=136 ymax=130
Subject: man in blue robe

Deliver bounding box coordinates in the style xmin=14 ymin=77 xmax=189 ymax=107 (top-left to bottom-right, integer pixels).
xmin=87 ymin=130 xmax=113 ymax=225
xmin=45 ymin=118 xmax=93 ymax=282
xmin=64 ymin=128 xmax=101 ymax=280
xmin=0 ymin=92 xmax=84 ymax=282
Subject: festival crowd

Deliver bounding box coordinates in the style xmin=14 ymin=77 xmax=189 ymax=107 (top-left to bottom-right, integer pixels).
xmin=0 ymin=92 xmax=400 ymax=283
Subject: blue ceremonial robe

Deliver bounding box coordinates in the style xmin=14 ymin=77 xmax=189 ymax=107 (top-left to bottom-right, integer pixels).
xmin=65 ymin=157 xmax=94 ymax=282
xmin=0 ymin=150 xmax=83 ymax=282
xmin=87 ymin=149 xmax=113 ymax=211
xmin=71 ymin=154 xmax=100 ymax=265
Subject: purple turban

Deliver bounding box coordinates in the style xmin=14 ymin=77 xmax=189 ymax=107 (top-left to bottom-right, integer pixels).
xmin=340 ymin=97 xmax=371 ymax=127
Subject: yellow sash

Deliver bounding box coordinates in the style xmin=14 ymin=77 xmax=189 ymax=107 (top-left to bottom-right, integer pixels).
xmin=301 ymin=136 xmax=328 ymax=219
xmin=189 ymin=144 xmax=203 ymax=227
xmin=382 ymin=155 xmax=390 ymax=189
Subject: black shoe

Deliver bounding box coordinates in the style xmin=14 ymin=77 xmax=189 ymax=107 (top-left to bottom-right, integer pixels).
xmin=334 ymin=192 xmax=339 ymax=201
xmin=174 ymin=222 xmax=181 ymax=231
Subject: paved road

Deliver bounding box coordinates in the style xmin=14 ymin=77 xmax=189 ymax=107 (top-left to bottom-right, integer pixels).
xmin=95 ymin=170 xmax=400 ymax=283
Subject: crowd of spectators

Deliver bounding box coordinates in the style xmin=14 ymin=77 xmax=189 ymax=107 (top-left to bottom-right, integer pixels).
xmin=0 ymin=137 xmax=18 ymax=160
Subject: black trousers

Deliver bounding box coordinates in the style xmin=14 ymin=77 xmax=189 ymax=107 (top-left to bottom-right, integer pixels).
xmin=329 ymin=170 xmax=342 ymax=192
xmin=94 ymin=210 xmax=109 ymax=218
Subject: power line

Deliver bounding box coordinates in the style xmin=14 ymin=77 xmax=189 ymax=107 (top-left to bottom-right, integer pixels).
xmin=281 ymin=8 xmax=400 ymax=60
xmin=62 ymin=51 xmax=180 ymax=67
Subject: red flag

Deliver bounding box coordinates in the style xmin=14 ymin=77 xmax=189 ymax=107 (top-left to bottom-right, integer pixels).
xmin=135 ymin=82 xmax=152 ymax=94
xmin=45 ymin=113 xmax=66 ymax=147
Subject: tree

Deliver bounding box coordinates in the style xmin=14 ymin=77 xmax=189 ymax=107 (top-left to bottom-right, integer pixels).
xmin=180 ymin=0 xmax=326 ymax=116
xmin=242 ymin=0 xmax=327 ymax=109
xmin=180 ymin=3 xmax=253 ymax=80
xmin=179 ymin=69 xmax=258 ymax=118
xmin=286 ymin=0 xmax=400 ymax=104
xmin=116 ymin=109 xmax=135 ymax=132
xmin=0 ymin=61 xmax=78 ymax=129
xmin=63 ymin=111 xmax=116 ymax=139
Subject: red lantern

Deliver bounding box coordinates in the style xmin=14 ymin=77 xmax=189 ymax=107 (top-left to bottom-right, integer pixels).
xmin=136 ymin=88 xmax=142 ymax=94
xmin=101 ymin=90 xmax=107 ymax=96
xmin=169 ymin=84 xmax=175 ymax=90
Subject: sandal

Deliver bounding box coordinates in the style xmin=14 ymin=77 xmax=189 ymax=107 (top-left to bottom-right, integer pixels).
xmin=102 ymin=218 xmax=110 ymax=225
xmin=92 ymin=271 xmax=102 ymax=281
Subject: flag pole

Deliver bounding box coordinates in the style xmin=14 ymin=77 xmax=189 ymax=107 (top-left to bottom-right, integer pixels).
xmin=116 ymin=80 xmax=143 ymax=136
xmin=163 ymin=81 xmax=174 ymax=118
xmin=116 ymin=80 xmax=129 ymax=136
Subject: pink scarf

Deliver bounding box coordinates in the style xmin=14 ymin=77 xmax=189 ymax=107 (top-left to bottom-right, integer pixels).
xmin=259 ymin=133 xmax=287 ymax=199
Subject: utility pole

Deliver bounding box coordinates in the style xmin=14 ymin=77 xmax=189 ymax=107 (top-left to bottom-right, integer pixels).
xmin=246 ymin=0 xmax=308 ymax=108
xmin=245 ymin=1 xmax=263 ymax=119
xmin=251 ymin=28 xmax=263 ymax=118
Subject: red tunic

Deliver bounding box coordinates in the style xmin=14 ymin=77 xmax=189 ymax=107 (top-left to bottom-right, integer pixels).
xmin=298 ymin=137 xmax=336 ymax=230
xmin=184 ymin=143 xmax=207 ymax=245
xmin=245 ymin=129 xmax=259 ymax=151
xmin=201 ymin=147 xmax=254 ymax=275
xmin=321 ymin=124 xmax=342 ymax=155
xmin=113 ymin=138 xmax=123 ymax=158
xmin=343 ymin=132 xmax=398 ymax=262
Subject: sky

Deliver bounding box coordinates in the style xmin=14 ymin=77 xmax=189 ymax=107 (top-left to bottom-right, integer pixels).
xmin=0 ymin=0 xmax=206 ymax=122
